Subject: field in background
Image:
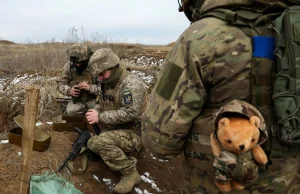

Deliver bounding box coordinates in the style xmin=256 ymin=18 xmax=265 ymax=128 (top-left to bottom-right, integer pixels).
xmin=0 ymin=39 xmax=186 ymax=194
xmin=0 ymin=39 xmax=173 ymax=132
xmin=0 ymin=39 xmax=172 ymax=74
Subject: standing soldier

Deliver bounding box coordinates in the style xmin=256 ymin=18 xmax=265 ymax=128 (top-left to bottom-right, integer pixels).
xmin=85 ymin=48 xmax=148 ymax=194
xmin=57 ymin=43 xmax=101 ymax=115
xmin=142 ymin=0 xmax=300 ymax=193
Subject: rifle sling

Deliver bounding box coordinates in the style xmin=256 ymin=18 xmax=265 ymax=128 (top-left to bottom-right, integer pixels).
xmin=67 ymin=147 xmax=89 ymax=175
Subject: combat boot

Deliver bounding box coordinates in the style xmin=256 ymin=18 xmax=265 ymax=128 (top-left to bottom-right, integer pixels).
xmin=113 ymin=170 xmax=142 ymax=193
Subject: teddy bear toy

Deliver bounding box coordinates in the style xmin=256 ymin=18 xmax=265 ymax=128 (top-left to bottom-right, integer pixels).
xmin=210 ymin=100 xmax=268 ymax=192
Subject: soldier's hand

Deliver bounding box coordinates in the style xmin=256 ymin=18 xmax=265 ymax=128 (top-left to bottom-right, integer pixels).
xmin=79 ymin=82 xmax=90 ymax=91
xmin=86 ymin=109 xmax=99 ymax=124
xmin=69 ymin=85 xmax=81 ymax=97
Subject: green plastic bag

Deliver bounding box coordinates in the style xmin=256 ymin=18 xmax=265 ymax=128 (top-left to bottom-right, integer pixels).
xmin=30 ymin=171 xmax=83 ymax=194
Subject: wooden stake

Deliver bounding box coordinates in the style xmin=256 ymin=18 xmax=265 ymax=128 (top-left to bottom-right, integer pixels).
xmin=19 ymin=87 xmax=40 ymax=194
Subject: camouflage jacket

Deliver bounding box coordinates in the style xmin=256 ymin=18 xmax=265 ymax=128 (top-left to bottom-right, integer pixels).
xmin=97 ymin=72 xmax=148 ymax=134
xmin=142 ymin=16 xmax=253 ymax=166
xmin=57 ymin=61 xmax=101 ymax=97
xmin=213 ymin=150 xmax=258 ymax=185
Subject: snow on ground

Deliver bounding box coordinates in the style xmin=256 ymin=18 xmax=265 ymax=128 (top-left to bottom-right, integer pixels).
xmin=127 ymin=56 xmax=164 ymax=67
xmin=0 ymin=140 xmax=9 ymax=144
xmin=92 ymin=175 xmax=115 ymax=192
xmin=92 ymin=171 xmax=162 ymax=194
xmin=9 ymin=73 xmax=56 ymax=87
xmin=150 ymin=153 xmax=169 ymax=162
xmin=0 ymin=78 xmax=6 ymax=91
xmin=140 ymin=172 xmax=162 ymax=193
xmin=132 ymin=70 xmax=154 ymax=85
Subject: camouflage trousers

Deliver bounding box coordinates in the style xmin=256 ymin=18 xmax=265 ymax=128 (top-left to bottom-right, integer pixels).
xmin=66 ymin=98 xmax=95 ymax=115
xmin=87 ymin=129 xmax=142 ymax=174
xmin=182 ymin=156 xmax=300 ymax=194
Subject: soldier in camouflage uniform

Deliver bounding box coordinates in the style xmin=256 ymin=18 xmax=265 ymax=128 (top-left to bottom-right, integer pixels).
xmin=142 ymin=0 xmax=300 ymax=193
xmin=85 ymin=48 xmax=148 ymax=194
xmin=57 ymin=43 xmax=101 ymax=115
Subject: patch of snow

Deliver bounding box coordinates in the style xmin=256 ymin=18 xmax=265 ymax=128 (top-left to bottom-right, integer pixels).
xmin=150 ymin=154 xmax=168 ymax=162
xmin=93 ymin=175 xmax=100 ymax=183
xmin=35 ymin=121 xmax=43 ymax=126
xmin=141 ymin=172 xmax=162 ymax=193
xmin=103 ymin=178 xmax=115 ymax=191
xmin=46 ymin=122 xmax=53 ymax=125
xmin=0 ymin=78 xmax=6 ymax=91
xmin=135 ymin=188 xmax=153 ymax=194
xmin=0 ymin=140 xmax=9 ymax=144
xmin=131 ymin=71 xmax=154 ymax=85
xmin=11 ymin=74 xmax=29 ymax=85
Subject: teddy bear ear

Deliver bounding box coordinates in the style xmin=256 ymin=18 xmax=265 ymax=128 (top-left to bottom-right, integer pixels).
xmin=250 ymin=116 xmax=260 ymax=128
xmin=218 ymin=117 xmax=230 ymax=128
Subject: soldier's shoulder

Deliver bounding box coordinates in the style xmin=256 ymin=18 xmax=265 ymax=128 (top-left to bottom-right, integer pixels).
xmin=126 ymin=72 xmax=143 ymax=82
xmin=181 ymin=17 xmax=247 ymax=44
xmin=122 ymin=72 xmax=145 ymax=88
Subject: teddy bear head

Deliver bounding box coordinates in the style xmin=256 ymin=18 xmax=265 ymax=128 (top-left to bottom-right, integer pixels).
xmin=217 ymin=116 xmax=260 ymax=154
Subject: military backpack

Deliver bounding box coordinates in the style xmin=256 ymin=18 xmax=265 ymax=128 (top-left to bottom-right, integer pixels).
xmin=189 ymin=1 xmax=300 ymax=157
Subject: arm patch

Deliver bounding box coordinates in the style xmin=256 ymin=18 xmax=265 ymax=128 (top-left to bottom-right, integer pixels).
xmin=155 ymin=62 xmax=183 ymax=100
xmin=124 ymin=89 xmax=133 ymax=105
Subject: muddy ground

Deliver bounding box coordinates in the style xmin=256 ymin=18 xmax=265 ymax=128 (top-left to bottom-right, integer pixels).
xmin=0 ymin=124 xmax=185 ymax=194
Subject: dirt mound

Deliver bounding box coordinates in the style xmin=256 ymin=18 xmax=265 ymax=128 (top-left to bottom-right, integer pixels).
xmin=0 ymin=40 xmax=15 ymax=45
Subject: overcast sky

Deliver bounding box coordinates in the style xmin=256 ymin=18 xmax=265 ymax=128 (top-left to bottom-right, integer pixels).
xmin=0 ymin=0 xmax=190 ymax=45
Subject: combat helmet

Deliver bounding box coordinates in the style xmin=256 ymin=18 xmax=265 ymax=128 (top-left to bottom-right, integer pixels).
xmin=88 ymin=48 xmax=120 ymax=78
xmin=67 ymin=43 xmax=93 ymax=62
xmin=213 ymin=99 xmax=268 ymax=146
xmin=178 ymin=0 xmax=205 ymax=22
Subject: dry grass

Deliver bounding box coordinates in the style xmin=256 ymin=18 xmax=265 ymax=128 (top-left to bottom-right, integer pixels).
xmin=0 ymin=39 xmax=172 ymax=135
xmin=0 ymin=42 xmax=171 ymax=75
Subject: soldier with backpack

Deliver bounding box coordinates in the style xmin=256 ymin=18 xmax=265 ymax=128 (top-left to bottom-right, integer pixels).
xmin=57 ymin=43 xmax=101 ymax=115
xmin=142 ymin=0 xmax=300 ymax=193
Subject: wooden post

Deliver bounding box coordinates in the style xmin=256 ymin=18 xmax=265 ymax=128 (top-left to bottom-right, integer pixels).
xmin=19 ymin=87 xmax=40 ymax=194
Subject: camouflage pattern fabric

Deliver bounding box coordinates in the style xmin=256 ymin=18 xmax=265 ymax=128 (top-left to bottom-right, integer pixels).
xmin=213 ymin=150 xmax=258 ymax=186
xmin=66 ymin=98 xmax=96 ymax=115
xmin=88 ymin=129 xmax=142 ymax=174
xmin=213 ymin=99 xmax=267 ymax=146
xmin=87 ymin=52 xmax=148 ymax=174
xmin=88 ymin=48 xmax=120 ymax=80
xmin=57 ymin=61 xmax=101 ymax=115
xmin=200 ymin=0 xmax=295 ymax=13
xmin=212 ymin=100 xmax=267 ymax=187
xmin=97 ymin=72 xmax=148 ymax=130
xmin=182 ymin=0 xmax=300 ymax=23
xmin=67 ymin=43 xmax=91 ymax=61
xmin=183 ymin=156 xmax=300 ymax=194
xmin=142 ymin=14 xmax=300 ymax=194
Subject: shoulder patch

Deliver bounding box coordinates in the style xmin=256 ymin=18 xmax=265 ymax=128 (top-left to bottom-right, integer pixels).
xmin=124 ymin=89 xmax=133 ymax=105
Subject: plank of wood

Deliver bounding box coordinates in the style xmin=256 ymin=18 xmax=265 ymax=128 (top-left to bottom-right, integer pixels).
xmin=19 ymin=87 xmax=40 ymax=194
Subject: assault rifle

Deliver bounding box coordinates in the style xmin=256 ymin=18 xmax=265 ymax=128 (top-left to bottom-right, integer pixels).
xmin=58 ymin=124 xmax=101 ymax=172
